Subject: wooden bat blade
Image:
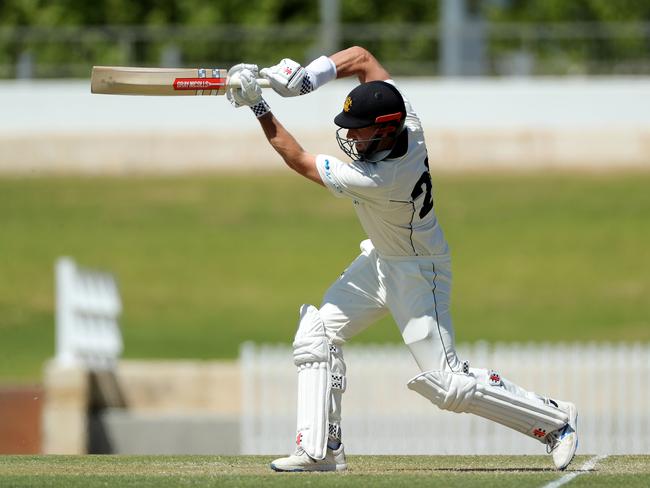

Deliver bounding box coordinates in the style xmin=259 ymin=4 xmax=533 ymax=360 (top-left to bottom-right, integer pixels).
xmin=91 ymin=66 xmax=270 ymax=96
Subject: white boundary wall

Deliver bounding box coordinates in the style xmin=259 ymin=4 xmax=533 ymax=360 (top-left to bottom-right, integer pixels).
xmin=1 ymin=78 xmax=650 ymax=173
xmin=240 ymin=342 xmax=650 ymax=455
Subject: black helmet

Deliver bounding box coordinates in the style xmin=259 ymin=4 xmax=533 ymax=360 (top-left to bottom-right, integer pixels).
xmin=334 ymin=81 xmax=407 ymax=161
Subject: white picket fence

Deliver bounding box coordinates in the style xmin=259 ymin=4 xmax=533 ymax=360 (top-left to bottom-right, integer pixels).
xmin=240 ymin=342 xmax=650 ymax=455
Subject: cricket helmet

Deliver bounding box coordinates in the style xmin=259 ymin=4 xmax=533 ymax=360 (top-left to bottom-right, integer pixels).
xmin=334 ymin=80 xmax=406 ymax=162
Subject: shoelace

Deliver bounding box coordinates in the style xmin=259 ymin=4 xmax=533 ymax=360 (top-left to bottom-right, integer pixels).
xmin=545 ymin=422 xmax=571 ymax=454
xmin=545 ymin=431 xmax=560 ymax=454
xmin=293 ymin=446 xmax=306 ymax=456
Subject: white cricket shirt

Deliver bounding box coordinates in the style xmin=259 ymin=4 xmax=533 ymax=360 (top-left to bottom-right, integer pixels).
xmin=316 ymin=81 xmax=449 ymax=258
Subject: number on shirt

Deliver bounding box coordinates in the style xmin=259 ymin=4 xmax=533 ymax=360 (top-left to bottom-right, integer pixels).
xmin=410 ymin=158 xmax=433 ymax=218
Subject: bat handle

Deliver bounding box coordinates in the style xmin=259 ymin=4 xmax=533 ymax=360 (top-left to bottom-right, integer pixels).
xmin=226 ymin=75 xmax=272 ymax=89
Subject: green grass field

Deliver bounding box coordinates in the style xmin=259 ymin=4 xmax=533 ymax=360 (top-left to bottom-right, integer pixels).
xmin=1 ymin=171 xmax=649 ymax=382
xmin=0 ymin=454 xmax=648 ymax=487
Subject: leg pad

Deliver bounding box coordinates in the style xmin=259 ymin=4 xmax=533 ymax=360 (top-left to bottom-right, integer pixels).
xmin=408 ymin=370 xmax=568 ymax=442
xmin=293 ymin=305 xmax=347 ymax=459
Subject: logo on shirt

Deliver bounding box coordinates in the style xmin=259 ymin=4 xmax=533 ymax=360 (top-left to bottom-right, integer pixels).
xmin=324 ymin=159 xmax=334 ymax=182
xmin=323 ymin=159 xmax=343 ymax=194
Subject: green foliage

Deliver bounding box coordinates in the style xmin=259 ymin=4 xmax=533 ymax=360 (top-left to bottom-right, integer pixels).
xmin=486 ymin=0 xmax=650 ymax=22
xmin=340 ymin=0 xmax=439 ymax=22
xmin=486 ymin=0 xmax=650 ymax=74
xmin=1 ymin=0 xmax=650 ymax=77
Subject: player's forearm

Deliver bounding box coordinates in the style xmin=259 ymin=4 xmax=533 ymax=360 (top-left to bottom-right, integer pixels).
xmin=257 ymin=113 xmax=303 ymax=164
xmin=329 ymin=46 xmax=390 ymax=83
xmin=257 ymin=113 xmax=323 ymax=186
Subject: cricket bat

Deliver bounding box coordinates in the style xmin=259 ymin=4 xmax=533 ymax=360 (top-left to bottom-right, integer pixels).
xmin=90 ymin=66 xmax=271 ymax=96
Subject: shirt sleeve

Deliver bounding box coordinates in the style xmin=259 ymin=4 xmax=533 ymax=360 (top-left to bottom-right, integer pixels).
xmin=315 ymin=154 xmax=381 ymax=202
xmin=385 ymin=79 xmax=422 ymax=133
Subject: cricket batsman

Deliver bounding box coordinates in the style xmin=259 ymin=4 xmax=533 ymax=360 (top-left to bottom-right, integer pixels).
xmin=226 ymin=46 xmax=578 ymax=472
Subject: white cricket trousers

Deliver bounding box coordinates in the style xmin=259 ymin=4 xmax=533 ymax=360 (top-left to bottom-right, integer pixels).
xmin=316 ymin=240 xmax=551 ymax=443
xmin=320 ymin=239 xmax=462 ymax=373
xmin=319 ymin=238 xmax=547 ymax=420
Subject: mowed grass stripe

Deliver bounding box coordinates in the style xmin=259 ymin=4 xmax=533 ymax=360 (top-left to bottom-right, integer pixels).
xmin=0 ymin=172 xmax=648 ymax=382
xmin=1 ymin=455 xmax=649 ymax=487
xmin=543 ymin=454 xmax=608 ymax=488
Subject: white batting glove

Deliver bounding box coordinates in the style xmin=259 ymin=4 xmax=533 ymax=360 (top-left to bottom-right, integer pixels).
xmin=226 ymin=63 xmax=259 ymax=107
xmin=260 ymin=56 xmax=337 ymax=97
xmin=259 ymin=58 xmax=311 ymax=97
xmin=226 ymin=68 xmax=260 ymax=107
xmin=228 ymin=63 xmax=259 ymax=79
xmin=226 ymin=63 xmax=260 ymax=107
xmin=226 ymin=69 xmax=270 ymax=118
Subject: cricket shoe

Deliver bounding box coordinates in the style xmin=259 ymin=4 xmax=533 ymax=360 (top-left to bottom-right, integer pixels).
xmin=546 ymin=400 xmax=578 ymax=470
xmin=270 ymin=444 xmax=347 ymax=472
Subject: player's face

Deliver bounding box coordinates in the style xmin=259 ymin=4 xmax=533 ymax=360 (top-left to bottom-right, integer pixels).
xmin=347 ymin=126 xmax=378 ymax=152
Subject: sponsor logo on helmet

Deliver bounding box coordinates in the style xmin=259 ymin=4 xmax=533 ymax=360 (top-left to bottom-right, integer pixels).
xmin=343 ymin=96 xmax=352 ymax=112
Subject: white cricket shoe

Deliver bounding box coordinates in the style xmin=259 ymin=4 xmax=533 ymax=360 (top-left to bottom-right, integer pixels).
xmin=270 ymin=444 xmax=347 ymax=472
xmin=546 ymin=400 xmax=578 ymax=470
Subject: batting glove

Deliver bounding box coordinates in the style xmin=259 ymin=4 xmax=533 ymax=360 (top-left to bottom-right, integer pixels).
xmin=259 ymin=58 xmax=311 ymax=97
xmin=260 ymin=56 xmax=337 ymax=97
xmin=227 ymin=63 xmax=259 ymax=79
xmin=226 ymin=63 xmax=260 ymax=107
xmin=226 ymin=69 xmax=270 ymax=118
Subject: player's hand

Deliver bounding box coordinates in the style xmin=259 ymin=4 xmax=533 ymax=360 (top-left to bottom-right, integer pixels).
xmin=260 ymin=58 xmax=310 ymax=97
xmin=226 ymin=63 xmax=260 ymax=107
xmin=227 ymin=69 xmax=262 ymax=107
xmin=227 ymin=69 xmax=271 ymax=118
xmin=228 ymin=63 xmax=259 ymax=79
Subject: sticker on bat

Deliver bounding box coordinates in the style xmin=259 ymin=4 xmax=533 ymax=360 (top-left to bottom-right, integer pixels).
xmin=173 ymin=78 xmax=226 ymax=90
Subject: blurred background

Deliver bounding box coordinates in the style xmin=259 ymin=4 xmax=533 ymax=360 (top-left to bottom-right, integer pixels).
xmin=3 ymin=0 xmax=650 ymax=77
xmin=0 ymin=0 xmax=648 ymax=457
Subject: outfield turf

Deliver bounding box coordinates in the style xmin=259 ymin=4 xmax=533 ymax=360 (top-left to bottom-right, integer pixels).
xmin=1 ymin=171 xmax=649 ymax=382
xmin=0 ymin=455 xmax=648 ymax=487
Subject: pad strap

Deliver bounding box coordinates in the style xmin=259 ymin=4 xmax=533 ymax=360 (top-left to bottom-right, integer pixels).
xmin=328 ymin=422 xmax=342 ymax=441
xmin=331 ymin=372 xmax=346 ymax=391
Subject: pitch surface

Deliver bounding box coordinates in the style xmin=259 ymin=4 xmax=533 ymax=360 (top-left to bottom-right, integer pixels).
xmin=1 ymin=454 xmax=648 ymax=487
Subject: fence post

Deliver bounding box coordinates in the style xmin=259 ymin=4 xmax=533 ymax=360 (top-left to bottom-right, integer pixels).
xmin=16 ymin=51 xmax=34 ymax=79
xmin=239 ymin=341 xmax=256 ymax=454
xmin=318 ymin=0 xmax=340 ymax=55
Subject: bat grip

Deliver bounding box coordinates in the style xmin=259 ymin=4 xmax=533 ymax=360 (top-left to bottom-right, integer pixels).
xmin=226 ymin=75 xmax=272 ymax=89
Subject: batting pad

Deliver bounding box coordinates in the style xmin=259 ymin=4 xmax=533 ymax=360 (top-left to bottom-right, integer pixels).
xmin=408 ymin=370 xmax=569 ymax=442
xmin=293 ymin=305 xmax=343 ymax=460
xmin=295 ymin=361 xmax=330 ymax=459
